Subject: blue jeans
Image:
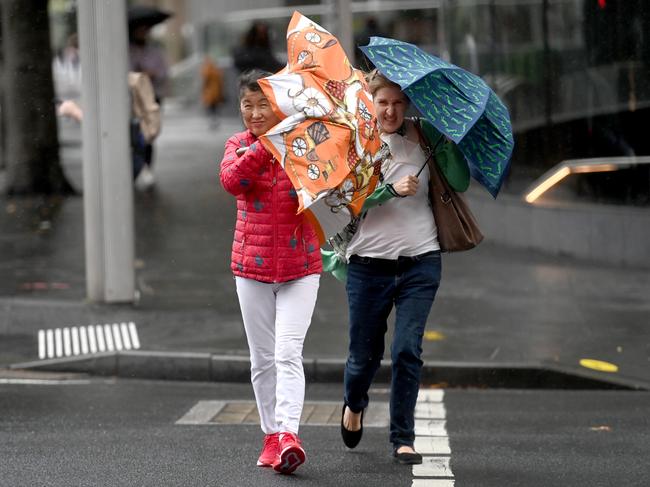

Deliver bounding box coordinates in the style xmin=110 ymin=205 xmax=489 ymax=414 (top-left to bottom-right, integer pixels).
xmin=344 ymin=251 xmax=441 ymax=448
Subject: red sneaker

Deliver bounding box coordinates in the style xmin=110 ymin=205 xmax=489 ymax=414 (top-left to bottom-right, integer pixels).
xmin=257 ymin=432 xmax=280 ymax=467
xmin=272 ymin=432 xmax=306 ymax=474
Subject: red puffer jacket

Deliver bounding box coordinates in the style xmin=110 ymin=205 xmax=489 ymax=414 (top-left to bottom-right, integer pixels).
xmin=220 ymin=129 xmax=322 ymax=283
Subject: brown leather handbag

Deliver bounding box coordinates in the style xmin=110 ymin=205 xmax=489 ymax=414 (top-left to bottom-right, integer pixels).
xmin=413 ymin=119 xmax=484 ymax=252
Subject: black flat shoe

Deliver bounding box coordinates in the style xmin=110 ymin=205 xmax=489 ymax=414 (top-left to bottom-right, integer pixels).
xmin=340 ymin=404 xmax=363 ymax=449
xmin=393 ymin=448 xmax=423 ymax=465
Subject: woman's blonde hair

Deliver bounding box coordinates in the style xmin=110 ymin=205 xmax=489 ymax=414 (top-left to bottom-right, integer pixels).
xmin=366 ymin=69 xmax=408 ymax=103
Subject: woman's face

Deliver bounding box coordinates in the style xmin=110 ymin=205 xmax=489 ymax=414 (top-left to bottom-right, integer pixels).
xmin=240 ymin=88 xmax=280 ymax=137
xmin=374 ymin=85 xmax=408 ymax=134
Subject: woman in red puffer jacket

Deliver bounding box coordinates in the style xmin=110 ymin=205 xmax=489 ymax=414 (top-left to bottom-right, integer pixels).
xmin=219 ymin=69 xmax=321 ymax=475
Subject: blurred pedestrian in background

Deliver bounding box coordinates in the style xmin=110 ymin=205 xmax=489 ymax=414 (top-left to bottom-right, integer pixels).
xmin=232 ymin=21 xmax=283 ymax=74
xmin=354 ymin=17 xmax=384 ymax=70
xmin=128 ymin=71 xmax=162 ymax=181
xmin=200 ymin=55 xmax=224 ymax=129
xmin=52 ymin=33 xmax=82 ymax=102
xmin=128 ymin=5 xmax=171 ymax=189
xmin=57 ymin=72 xmax=160 ymax=181
xmin=219 ymin=69 xmax=322 ymax=475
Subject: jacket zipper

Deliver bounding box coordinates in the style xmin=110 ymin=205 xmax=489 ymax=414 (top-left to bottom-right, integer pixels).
xmin=240 ymin=201 xmax=247 ymax=271
xmin=299 ymin=222 xmax=307 ymax=269
xmin=271 ymin=161 xmax=278 ymax=282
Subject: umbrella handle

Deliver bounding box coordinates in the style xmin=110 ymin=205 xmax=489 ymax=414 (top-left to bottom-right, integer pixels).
xmin=415 ymin=155 xmax=431 ymax=178
xmin=415 ymin=134 xmax=444 ymax=178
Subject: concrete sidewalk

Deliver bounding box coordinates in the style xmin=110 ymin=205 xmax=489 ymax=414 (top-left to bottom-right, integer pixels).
xmin=2 ymin=105 xmax=649 ymax=389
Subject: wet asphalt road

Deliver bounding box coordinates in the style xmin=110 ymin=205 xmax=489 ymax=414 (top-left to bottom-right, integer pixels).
xmin=1 ymin=376 xmax=649 ymax=487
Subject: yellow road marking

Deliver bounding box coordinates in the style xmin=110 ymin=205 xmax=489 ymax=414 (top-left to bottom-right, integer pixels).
xmin=424 ymin=331 xmax=445 ymax=341
xmin=579 ymin=358 xmax=618 ymax=373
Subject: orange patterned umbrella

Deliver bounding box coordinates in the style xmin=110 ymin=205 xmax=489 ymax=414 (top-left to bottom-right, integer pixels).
xmin=257 ymin=11 xmax=384 ymax=244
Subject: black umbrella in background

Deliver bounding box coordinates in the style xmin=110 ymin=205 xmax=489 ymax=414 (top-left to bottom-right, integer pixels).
xmin=128 ymin=5 xmax=172 ymax=30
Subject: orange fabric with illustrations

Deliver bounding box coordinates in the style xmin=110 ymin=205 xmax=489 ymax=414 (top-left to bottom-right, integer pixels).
xmin=256 ymin=12 xmax=384 ymax=243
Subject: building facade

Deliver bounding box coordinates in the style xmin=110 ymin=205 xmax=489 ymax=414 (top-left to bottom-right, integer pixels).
xmin=193 ymin=0 xmax=650 ymax=203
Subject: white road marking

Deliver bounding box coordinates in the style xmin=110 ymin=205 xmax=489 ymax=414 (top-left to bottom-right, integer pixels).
xmin=80 ymin=326 xmax=89 ymax=354
xmin=96 ymin=325 xmax=106 ymax=352
xmin=0 ymin=378 xmax=92 ymax=385
xmin=38 ymin=330 xmax=45 ymax=359
xmin=414 ymin=436 xmax=451 ymax=455
xmin=63 ymin=327 xmax=71 ymax=356
xmin=46 ymin=329 xmax=54 ymax=358
xmin=128 ymin=322 xmax=140 ymax=349
xmin=418 ymin=389 xmax=444 ymax=402
xmin=415 ymin=419 xmax=447 ymax=436
xmin=120 ymin=322 xmax=132 ymax=350
xmin=413 ymin=389 xmax=455 ymax=482
xmin=86 ymin=326 xmax=96 ymax=354
xmin=72 ymin=327 xmax=81 ymax=355
xmin=413 ymin=457 xmax=454 ymax=478
xmin=54 ymin=328 xmax=63 ymax=357
xmin=112 ymin=324 xmax=123 ymax=351
xmin=415 ymin=402 xmax=446 ymax=419
xmin=412 ymin=479 xmax=455 ymax=487
xmin=104 ymin=324 xmax=115 ymax=351
xmin=36 ymin=323 xmax=141 ymax=360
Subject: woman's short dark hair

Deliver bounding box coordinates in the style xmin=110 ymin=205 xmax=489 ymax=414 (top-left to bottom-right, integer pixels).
xmin=238 ymin=69 xmax=272 ymax=99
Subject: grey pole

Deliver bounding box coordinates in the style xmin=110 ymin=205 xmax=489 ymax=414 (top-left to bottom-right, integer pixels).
xmin=322 ymin=0 xmax=336 ymax=34
xmin=77 ymin=0 xmax=135 ymax=303
xmin=336 ymin=0 xmax=353 ymax=61
xmin=438 ymin=0 xmax=450 ymax=61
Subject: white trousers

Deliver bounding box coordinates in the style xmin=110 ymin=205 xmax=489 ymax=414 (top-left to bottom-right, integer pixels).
xmin=235 ymin=274 xmax=320 ymax=435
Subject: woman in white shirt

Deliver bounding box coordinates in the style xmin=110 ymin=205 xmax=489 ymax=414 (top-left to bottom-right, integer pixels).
xmin=340 ymin=70 xmax=457 ymax=465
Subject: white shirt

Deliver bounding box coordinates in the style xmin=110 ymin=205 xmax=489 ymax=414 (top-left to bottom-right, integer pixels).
xmin=345 ymin=132 xmax=439 ymax=260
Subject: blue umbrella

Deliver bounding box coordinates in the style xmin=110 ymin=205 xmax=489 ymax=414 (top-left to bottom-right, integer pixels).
xmin=360 ymin=36 xmax=514 ymax=197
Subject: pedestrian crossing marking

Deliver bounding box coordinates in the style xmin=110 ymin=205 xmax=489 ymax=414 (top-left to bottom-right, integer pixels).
xmin=38 ymin=322 xmax=140 ymax=359
xmin=175 ymin=400 xmax=389 ymax=427
xmin=415 ymin=402 xmax=446 ymax=419
xmin=412 ymin=479 xmax=454 ymax=487
xmin=414 ymin=436 xmax=451 ymax=455
xmin=415 ymin=418 xmax=447 ymax=436
xmin=418 ymin=389 xmax=444 ymax=402
xmin=413 ymin=457 xmax=454 ymax=478
xmin=413 ymin=389 xmax=454 ymax=482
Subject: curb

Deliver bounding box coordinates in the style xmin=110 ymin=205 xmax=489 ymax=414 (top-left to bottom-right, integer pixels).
xmin=9 ymin=351 xmax=649 ymax=390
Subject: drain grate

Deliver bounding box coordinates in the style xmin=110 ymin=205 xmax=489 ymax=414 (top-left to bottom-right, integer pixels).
xmin=176 ymin=400 xmax=389 ymax=427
